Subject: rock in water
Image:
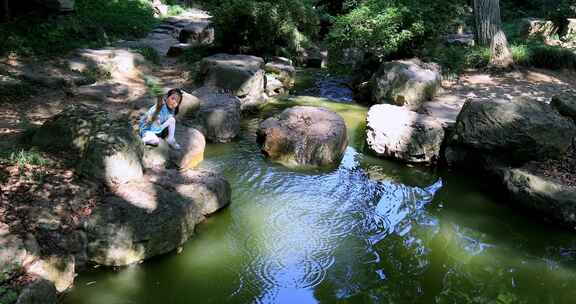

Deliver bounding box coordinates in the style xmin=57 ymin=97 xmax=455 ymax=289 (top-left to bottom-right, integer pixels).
xmin=366 ymin=104 xmax=445 ymax=164
xmin=265 ymin=74 xmax=285 ymax=97
xmin=85 ymin=170 xmax=231 ymax=266
xmin=31 ymin=104 xmax=144 ymax=186
xmin=371 ymin=59 xmax=441 ymax=109
xmin=142 ymin=125 xmax=206 ymax=171
xmin=446 ymin=97 xmax=576 ymax=167
xmin=198 ymin=54 xmax=266 ymax=111
xmin=491 ymin=165 xmax=576 ymax=228
xmin=180 ymin=87 xmax=241 ymax=143
xmin=257 ymin=106 xmax=348 ymax=167
xmin=264 ymin=57 xmax=296 ymax=89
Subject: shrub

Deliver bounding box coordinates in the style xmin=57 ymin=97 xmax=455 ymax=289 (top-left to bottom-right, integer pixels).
xmin=326 ymin=0 xmax=469 ymax=72
xmin=199 ymin=0 xmax=319 ymax=57
xmin=0 ymin=0 xmax=159 ymax=58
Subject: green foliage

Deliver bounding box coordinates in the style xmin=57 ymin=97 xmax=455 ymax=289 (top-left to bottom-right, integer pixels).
xmin=136 ymin=46 xmax=161 ymax=65
xmin=327 ymin=0 xmax=468 ymax=69
xmin=167 ymin=4 xmax=186 ymax=16
xmin=421 ymin=45 xmax=490 ymax=76
xmin=143 ymin=75 xmax=164 ymax=97
xmin=424 ymin=40 xmax=576 ymax=76
xmin=198 ymin=0 xmax=319 ymax=57
xmin=0 ymin=0 xmax=159 ymax=58
xmin=513 ymin=42 xmax=576 ymax=69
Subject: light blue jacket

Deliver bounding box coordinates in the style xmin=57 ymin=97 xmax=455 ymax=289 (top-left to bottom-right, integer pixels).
xmin=139 ymin=100 xmax=174 ymax=137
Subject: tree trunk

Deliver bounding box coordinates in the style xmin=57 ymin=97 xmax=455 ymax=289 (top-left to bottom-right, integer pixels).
xmin=474 ymin=0 xmax=513 ymax=68
xmin=473 ymin=0 xmax=500 ymax=46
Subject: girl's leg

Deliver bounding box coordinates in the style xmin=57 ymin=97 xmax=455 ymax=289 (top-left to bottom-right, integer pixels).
xmin=142 ymin=131 xmax=160 ymax=146
xmin=159 ymin=116 xmax=180 ymax=149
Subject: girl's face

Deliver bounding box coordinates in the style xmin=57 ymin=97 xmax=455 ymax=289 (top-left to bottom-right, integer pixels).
xmin=166 ymin=93 xmax=180 ymax=110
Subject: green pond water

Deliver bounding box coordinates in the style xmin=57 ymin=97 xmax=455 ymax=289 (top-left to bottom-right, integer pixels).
xmin=64 ymin=96 xmax=576 ymax=304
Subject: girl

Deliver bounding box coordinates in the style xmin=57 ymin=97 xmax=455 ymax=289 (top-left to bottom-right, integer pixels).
xmin=139 ymin=88 xmax=183 ymax=150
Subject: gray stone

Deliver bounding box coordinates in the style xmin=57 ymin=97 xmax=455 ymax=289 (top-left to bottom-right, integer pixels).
xmin=85 ymin=170 xmax=231 ymax=266
xmin=371 ymin=59 xmax=442 ymax=109
xmin=180 ymin=87 xmax=241 ymax=143
xmin=16 ymin=279 xmax=58 ymax=304
xmin=264 ymin=58 xmax=296 ymax=89
xmin=492 ymin=166 xmax=576 ymax=228
xmin=27 ymin=255 xmax=75 ymax=292
xmin=167 ymin=43 xmax=194 ymax=57
xmin=366 ymin=104 xmax=445 ymax=164
xmin=199 ymin=54 xmax=266 ymax=111
xmin=257 ymin=106 xmax=348 ymax=167
xmin=178 ymin=21 xmax=214 ymax=46
xmin=446 ymin=97 xmax=576 ymax=167
xmin=445 ymin=33 xmax=475 ymax=47
xmin=31 ymin=104 xmax=144 ymax=186
xmin=265 ymin=74 xmax=285 ymax=97
xmin=551 ymin=93 xmax=576 ymax=121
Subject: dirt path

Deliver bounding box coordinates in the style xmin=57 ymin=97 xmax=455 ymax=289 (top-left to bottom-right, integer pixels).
xmin=422 ymin=68 xmax=576 ymax=127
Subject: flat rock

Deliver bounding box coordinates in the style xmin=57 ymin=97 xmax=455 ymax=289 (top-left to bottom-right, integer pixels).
xmin=85 ymin=169 xmax=231 ymax=266
xmin=491 ymin=165 xmax=576 ymax=228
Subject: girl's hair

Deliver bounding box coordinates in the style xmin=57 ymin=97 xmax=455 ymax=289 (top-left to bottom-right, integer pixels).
xmin=149 ymin=88 xmax=183 ymax=123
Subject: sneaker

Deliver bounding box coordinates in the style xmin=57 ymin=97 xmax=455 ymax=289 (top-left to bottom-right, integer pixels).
xmin=167 ymin=139 xmax=181 ymax=150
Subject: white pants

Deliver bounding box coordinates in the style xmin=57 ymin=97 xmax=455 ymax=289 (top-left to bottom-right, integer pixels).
xmin=142 ymin=116 xmax=176 ymax=145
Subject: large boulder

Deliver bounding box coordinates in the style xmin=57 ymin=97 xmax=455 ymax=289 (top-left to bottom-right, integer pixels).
xmin=180 ymin=87 xmax=241 ymax=143
xmin=85 ymin=170 xmax=231 ymax=266
xmin=446 ymin=97 xmax=576 ymax=167
xmin=142 ymin=125 xmax=206 ymax=171
xmin=264 ymin=57 xmax=296 ymax=89
xmin=178 ymin=20 xmax=214 ymax=46
xmin=551 ymin=93 xmax=576 ymax=121
xmin=491 ymin=165 xmax=576 ymax=228
xmin=366 ymin=104 xmax=445 ymax=164
xmin=31 ymin=104 xmax=144 ymax=186
xmin=198 ymin=54 xmax=266 ymax=111
xmin=371 ymin=59 xmax=442 ymax=109
xmin=16 ymin=279 xmax=58 ymax=304
xmin=257 ymin=106 xmax=348 ymax=167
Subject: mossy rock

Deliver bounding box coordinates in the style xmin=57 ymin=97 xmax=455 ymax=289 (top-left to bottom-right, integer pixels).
xmin=31 ymin=104 xmax=144 ymax=185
